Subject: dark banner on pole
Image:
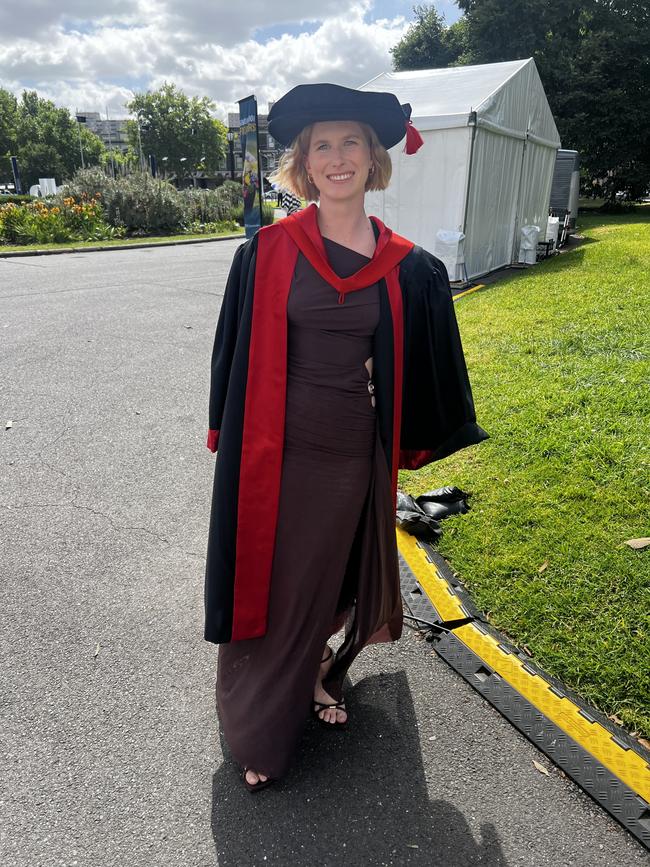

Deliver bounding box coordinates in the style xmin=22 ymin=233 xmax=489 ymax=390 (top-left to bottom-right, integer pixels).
xmin=238 ymin=95 xmax=263 ymax=239
xmin=10 ymin=156 xmax=23 ymax=195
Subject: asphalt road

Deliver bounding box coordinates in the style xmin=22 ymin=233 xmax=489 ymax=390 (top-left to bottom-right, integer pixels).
xmin=1 ymin=243 xmax=647 ymax=867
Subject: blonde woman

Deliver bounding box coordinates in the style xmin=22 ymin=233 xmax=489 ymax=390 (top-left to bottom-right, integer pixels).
xmin=204 ymin=83 xmax=488 ymax=791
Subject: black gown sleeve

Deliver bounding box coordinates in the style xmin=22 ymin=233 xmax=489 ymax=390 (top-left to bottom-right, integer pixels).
xmin=206 ymin=237 xmax=256 ymax=451
xmin=398 ymin=246 xmax=489 ymax=469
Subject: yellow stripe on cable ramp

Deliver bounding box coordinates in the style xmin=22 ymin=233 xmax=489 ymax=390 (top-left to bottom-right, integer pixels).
xmin=395 ymin=527 xmax=650 ymax=804
xmin=453 ymin=622 xmax=650 ymax=803
xmin=397 ymin=527 xmax=467 ymax=622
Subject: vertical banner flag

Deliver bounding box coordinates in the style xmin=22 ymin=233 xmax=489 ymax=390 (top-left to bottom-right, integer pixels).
xmin=10 ymin=156 xmax=23 ymax=195
xmin=238 ymin=95 xmax=263 ymax=239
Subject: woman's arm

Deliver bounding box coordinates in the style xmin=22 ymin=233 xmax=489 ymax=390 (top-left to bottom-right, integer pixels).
xmin=398 ymin=246 xmax=489 ymax=468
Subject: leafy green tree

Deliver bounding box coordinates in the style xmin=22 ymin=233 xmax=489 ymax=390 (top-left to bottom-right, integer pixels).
xmin=390 ymin=5 xmax=459 ymax=69
xmin=0 ymin=88 xmax=19 ymax=183
xmin=100 ymin=147 xmax=140 ymax=176
xmin=126 ymin=83 xmax=226 ymax=182
xmin=444 ymin=17 xmax=471 ymax=65
xmin=552 ymin=2 xmax=650 ymax=200
xmin=6 ymin=91 xmax=106 ymax=189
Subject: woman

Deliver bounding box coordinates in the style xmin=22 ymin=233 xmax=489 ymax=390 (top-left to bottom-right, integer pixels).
xmin=204 ymin=83 xmax=488 ymax=791
xmin=277 ymin=185 xmax=302 ymax=215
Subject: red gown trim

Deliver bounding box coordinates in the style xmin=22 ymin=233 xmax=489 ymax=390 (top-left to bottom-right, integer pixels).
xmin=385 ymin=269 xmax=404 ymax=502
xmin=398 ymin=449 xmax=437 ymax=470
xmin=231 ymin=227 xmax=298 ymax=640
xmin=280 ymin=204 xmax=414 ymax=299
xmin=207 ymin=429 xmax=220 ymax=452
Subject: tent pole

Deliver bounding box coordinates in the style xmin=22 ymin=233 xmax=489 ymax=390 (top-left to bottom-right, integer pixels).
xmin=459 ymin=111 xmax=477 ymax=284
xmin=511 ymin=134 xmax=529 ymax=263
xmin=461 ymin=111 xmax=477 ymax=238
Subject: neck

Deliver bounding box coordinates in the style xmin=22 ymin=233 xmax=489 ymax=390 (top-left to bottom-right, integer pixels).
xmin=315 ymin=195 xmax=370 ymax=242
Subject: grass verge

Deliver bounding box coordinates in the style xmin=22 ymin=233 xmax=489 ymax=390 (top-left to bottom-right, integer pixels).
xmin=399 ymin=205 xmax=650 ymax=737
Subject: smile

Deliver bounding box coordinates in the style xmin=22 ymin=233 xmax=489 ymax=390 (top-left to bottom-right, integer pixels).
xmin=326 ymin=172 xmax=354 ymax=182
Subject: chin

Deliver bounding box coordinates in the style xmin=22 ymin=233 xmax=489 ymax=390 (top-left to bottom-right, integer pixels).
xmin=321 ymin=183 xmax=365 ymax=202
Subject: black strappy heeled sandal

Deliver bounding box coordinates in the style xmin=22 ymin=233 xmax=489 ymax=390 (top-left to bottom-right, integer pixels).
xmin=242 ymin=768 xmax=275 ymax=793
xmin=313 ymin=647 xmax=348 ymax=730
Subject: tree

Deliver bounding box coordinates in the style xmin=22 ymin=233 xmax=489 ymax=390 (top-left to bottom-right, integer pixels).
xmin=444 ymin=17 xmax=471 ymax=66
xmin=391 ymin=1 xmax=650 ymax=201
xmin=0 ymin=88 xmax=18 ymax=183
xmin=126 ymin=83 xmax=226 ymax=182
xmin=554 ymin=1 xmax=650 ymax=200
xmin=390 ymin=5 xmax=459 ymax=69
xmin=5 ymin=90 xmax=106 ymax=189
xmin=100 ymin=147 xmax=140 ymax=176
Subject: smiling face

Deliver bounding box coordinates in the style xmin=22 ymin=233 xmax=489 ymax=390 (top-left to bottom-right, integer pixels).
xmin=303 ymin=121 xmax=373 ymax=204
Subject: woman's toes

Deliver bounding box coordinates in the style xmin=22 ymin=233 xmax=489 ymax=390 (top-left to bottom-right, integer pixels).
xmin=245 ymin=769 xmax=268 ymax=785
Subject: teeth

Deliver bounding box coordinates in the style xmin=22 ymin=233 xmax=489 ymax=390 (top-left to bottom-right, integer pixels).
xmin=328 ymin=173 xmax=353 ymax=181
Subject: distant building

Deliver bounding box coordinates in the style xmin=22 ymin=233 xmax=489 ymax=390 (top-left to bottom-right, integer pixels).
xmin=76 ymin=112 xmax=130 ymax=153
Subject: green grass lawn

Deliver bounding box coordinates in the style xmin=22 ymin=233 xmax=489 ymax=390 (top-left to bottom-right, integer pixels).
xmin=400 ymin=205 xmax=650 ymax=737
xmin=0 ymin=228 xmax=244 ymax=254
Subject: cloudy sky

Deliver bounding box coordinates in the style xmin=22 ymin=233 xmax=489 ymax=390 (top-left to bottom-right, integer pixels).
xmin=0 ymin=1 xmax=461 ymax=120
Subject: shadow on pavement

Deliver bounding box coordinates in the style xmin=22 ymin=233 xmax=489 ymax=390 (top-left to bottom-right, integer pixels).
xmin=211 ymin=670 xmax=509 ymax=866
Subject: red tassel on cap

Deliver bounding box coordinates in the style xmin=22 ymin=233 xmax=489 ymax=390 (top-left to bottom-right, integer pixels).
xmin=404 ymin=119 xmax=424 ymax=155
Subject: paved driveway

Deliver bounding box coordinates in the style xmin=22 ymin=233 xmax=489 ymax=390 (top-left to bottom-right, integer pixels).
xmin=1 ymin=244 xmax=646 ymax=866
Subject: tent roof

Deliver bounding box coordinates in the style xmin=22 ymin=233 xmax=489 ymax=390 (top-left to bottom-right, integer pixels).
xmin=360 ymin=58 xmax=560 ymax=146
xmin=361 ymin=59 xmax=529 ymax=118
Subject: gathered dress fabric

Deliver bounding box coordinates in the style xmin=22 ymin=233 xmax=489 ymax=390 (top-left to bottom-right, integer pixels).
xmin=216 ymin=237 xmax=400 ymax=779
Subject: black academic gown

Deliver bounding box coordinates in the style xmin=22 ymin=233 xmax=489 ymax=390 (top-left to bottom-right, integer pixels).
xmin=204 ymin=204 xmax=489 ymax=645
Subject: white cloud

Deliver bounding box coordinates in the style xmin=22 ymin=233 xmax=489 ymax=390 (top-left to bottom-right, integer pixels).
xmin=0 ymin=0 xmax=137 ymax=38
xmin=0 ymin=1 xmax=410 ymax=119
xmin=163 ymin=0 xmax=357 ymax=43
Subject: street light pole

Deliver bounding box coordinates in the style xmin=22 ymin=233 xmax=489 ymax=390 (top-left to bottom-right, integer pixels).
xmin=125 ymin=88 xmax=145 ymax=173
xmin=226 ymin=131 xmax=235 ymax=180
xmin=75 ymin=111 xmax=86 ymax=169
xmin=106 ymin=105 xmax=115 ymax=179
xmin=136 ymin=120 xmax=144 ymax=171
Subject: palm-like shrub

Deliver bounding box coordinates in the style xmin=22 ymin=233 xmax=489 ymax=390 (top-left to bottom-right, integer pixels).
xmin=181 ymin=183 xmax=244 ymax=225
xmin=107 ymin=173 xmax=187 ymax=232
xmin=231 ymin=202 xmax=275 ymax=227
xmin=58 ymin=168 xmax=118 ymax=210
xmin=57 ymin=169 xmax=247 ymax=234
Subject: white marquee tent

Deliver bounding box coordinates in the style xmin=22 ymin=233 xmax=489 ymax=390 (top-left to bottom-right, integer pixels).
xmin=359 ymin=58 xmax=561 ymax=282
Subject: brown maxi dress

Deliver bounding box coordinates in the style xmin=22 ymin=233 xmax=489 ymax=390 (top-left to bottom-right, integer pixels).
xmin=216 ymin=236 xmax=400 ymax=779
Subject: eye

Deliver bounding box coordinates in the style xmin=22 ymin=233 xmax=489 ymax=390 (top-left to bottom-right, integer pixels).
xmin=345 ymin=139 xmax=359 ymax=146
xmin=316 ymin=143 xmax=329 ymax=150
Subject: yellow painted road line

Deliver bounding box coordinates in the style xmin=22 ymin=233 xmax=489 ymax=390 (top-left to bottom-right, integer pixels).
xmin=453 ymin=283 xmax=485 ymax=300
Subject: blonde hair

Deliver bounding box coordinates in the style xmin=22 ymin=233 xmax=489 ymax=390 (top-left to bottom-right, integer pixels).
xmin=268 ymin=121 xmax=392 ymax=202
